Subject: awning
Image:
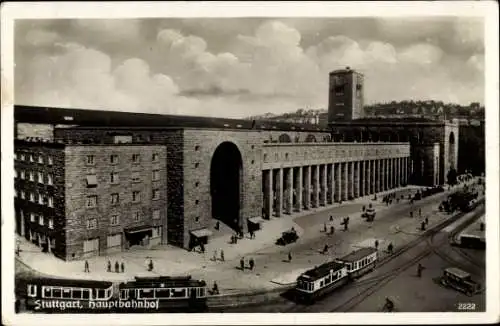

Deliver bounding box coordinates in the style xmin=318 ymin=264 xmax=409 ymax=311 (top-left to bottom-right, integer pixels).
xmin=190 ymin=228 xmax=213 ymax=238
xmin=125 ymin=225 xmax=152 ymax=234
xmin=248 ymin=217 xmax=265 ymax=224
xmin=86 ymin=175 xmax=97 ymax=187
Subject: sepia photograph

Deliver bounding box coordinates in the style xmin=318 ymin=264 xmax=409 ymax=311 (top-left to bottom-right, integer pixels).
xmin=1 ymin=1 xmax=499 ymax=325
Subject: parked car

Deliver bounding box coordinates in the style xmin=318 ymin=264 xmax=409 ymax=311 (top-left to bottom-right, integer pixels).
xmin=276 ymin=230 xmax=299 ymax=246
xmin=440 ymin=267 xmax=481 ymax=297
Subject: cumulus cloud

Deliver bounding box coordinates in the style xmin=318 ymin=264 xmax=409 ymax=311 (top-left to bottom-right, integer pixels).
xmin=15 ymin=18 xmax=485 ymax=118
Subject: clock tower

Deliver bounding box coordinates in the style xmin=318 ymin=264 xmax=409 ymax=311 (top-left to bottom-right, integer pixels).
xmin=328 ymin=67 xmax=364 ymax=124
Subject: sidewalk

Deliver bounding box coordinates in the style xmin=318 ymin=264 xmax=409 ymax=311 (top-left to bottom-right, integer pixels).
xmin=16 ymin=179 xmax=482 ymax=295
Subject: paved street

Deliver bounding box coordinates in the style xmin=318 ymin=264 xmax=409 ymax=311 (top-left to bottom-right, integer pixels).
xmin=16 ymin=179 xmax=483 ymax=300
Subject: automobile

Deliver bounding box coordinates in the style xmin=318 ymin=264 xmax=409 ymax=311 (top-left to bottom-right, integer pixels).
xmin=276 ymin=230 xmax=299 ymax=246
xmin=440 ymin=267 xmax=481 ymax=297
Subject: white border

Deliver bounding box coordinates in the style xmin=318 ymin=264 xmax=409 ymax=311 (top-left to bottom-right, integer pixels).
xmin=1 ymin=1 xmax=499 ymax=325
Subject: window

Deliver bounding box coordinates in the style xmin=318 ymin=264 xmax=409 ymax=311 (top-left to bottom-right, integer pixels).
xmin=48 ymin=196 xmax=54 ymax=208
xmin=39 ymin=214 xmax=44 ymax=226
xmin=132 ymin=191 xmax=141 ymax=203
xmin=152 ymin=153 xmax=159 ymax=162
xmin=38 ymin=172 xmax=44 ymax=184
xmin=86 ymin=175 xmax=98 ymax=188
xmin=86 ymin=155 xmax=95 ymax=165
xmin=152 ymin=226 xmax=161 ymax=238
xmin=20 ymin=154 xmax=25 ymax=161
xmin=14 ymin=152 xmax=18 ymax=160
xmin=21 ymin=191 xmax=25 ymax=199
xmin=38 ymin=156 xmax=44 ymax=164
xmin=20 ymin=170 xmax=25 ymax=179
xmin=132 ymin=154 xmax=140 ymax=163
xmin=110 ymin=214 xmax=119 ymax=226
xmin=131 ymin=172 xmax=141 ymax=183
xmin=133 ymin=211 xmax=141 ymax=221
xmin=152 ymin=209 xmax=160 ymax=220
xmin=30 ymin=213 xmax=35 ymax=222
xmin=38 ymin=195 xmax=44 ymax=205
xmin=110 ymin=154 xmax=119 ymax=164
xmin=47 ymin=174 xmax=53 ymax=185
xmin=152 ymin=170 xmax=160 ymax=181
xmin=152 ymin=189 xmax=160 ymax=200
xmin=48 ymin=218 xmax=54 ymax=229
xmin=107 ymin=234 xmax=121 ymax=247
xmin=29 ymin=172 xmax=34 ymax=182
xmin=87 ymin=218 xmax=97 ymax=229
xmin=48 ymin=156 xmax=53 ymax=165
xmin=15 ymin=169 xmax=18 ymax=179
xmin=86 ymin=195 xmax=97 ymax=208
xmin=30 ymin=155 xmax=34 ymax=162
xmin=110 ymin=172 xmax=119 ymax=184
xmin=111 ymin=193 xmax=120 ymax=205
xmin=29 ymin=192 xmax=35 ymax=202
xmin=27 ymin=285 xmax=37 ymax=297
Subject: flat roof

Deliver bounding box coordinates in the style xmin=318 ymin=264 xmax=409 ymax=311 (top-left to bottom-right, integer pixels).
xmin=301 ymin=260 xmax=345 ymax=280
xmin=26 ymin=277 xmax=113 ymax=288
xmin=337 ymin=247 xmax=377 ymax=262
xmin=444 ymin=267 xmax=471 ymax=279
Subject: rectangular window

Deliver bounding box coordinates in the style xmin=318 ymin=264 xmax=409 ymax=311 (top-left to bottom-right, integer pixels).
xmin=86 ymin=218 xmax=97 ymax=229
xmin=110 ymin=172 xmax=119 ymax=184
xmin=39 ymin=214 xmax=44 ymax=226
xmin=152 ymin=170 xmax=160 ymax=181
xmin=52 ymin=288 xmax=62 ymax=299
xmin=133 ymin=211 xmax=141 ymax=221
xmin=20 ymin=154 xmax=25 ymax=161
xmin=132 ymin=154 xmax=140 ymax=163
xmin=48 ymin=218 xmax=54 ymax=229
xmin=20 ymin=170 xmax=25 ymax=179
xmin=152 ymin=209 xmax=160 ymax=220
xmin=30 ymin=155 xmax=34 ymax=162
xmin=107 ymin=233 xmax=121 ymax=247
xmin=38 ymin=172 xmax=44 ymax=184
xmin=110 ymin=214 xmax=119 ymax=226
xmin=48 ymin=156 xmax=53 ymax=165
xmin=86 ymin=195 xmax=97 ymax=208
xmin=132 ymin=191 xmax=141 ymax=203
xmin=38 ymin=195 xmax=44 ymax=205
xmin=86 ymin=175 xmax=98 ymax=188
xmin=131 ymin=172 xmax=141 ymax=183
xmin=48 ymin=196 xmax=54 ymax=208
xmin=152 ymin=189 xmax=160 ymax=200
xmin=30 ymin=213 xmax=35 ymax=222
xmin=111 ymin=193 xmax=120 ymax=205
xmin=21 ymin=191 xmax=25 ymax=199
xmin=86 ymin=155 xmax=95 ymax=165
xmin=29 ymin=192 xmax=35 ymax=202
xmin=152 ymin=153 xmax=159 ymax=162
xmin=29 ymin=172 xmax=34 ymax=182
xmin=38 ymin=155 xmax=44 ymax=164
xmin=110 ymin=154 xmax=119 ymax=164
xmin=47 ymin=174 xmax=53 ymax=185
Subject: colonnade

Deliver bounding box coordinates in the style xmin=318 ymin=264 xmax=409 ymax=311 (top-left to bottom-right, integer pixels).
xmin=262 ymin=157 xmax=410 ymax=218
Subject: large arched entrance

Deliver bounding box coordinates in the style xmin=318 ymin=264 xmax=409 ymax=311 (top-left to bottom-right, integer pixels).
xmin=210 ymin=142 xmax=243 ymax=231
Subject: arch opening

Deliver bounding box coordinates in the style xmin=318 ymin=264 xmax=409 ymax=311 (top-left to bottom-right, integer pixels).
xmin=210 ymin=142 xmax=243 ymax=232
xmin=278 ymin=133 xmax=292 ymax=143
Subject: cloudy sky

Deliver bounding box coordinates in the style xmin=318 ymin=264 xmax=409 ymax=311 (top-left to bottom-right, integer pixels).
xmin=15 ymin=17 xmax=484 ymax=118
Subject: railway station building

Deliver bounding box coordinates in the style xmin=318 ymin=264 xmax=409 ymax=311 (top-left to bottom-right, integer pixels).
xmin=13 ymin=68 xmax=459 ymax=260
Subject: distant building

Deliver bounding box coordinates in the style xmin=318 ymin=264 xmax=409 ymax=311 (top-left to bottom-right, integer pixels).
xmin=328 ymin=67 xmax=364 ymax=121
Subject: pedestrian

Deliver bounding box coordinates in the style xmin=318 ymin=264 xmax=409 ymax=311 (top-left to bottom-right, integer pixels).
xmin=212 ymin=281 xmax=219 ymax=295
xmin=250 ymin=230 xmax=255 ymax=239
xmin=425 ymin=217 xmax=429 ymax=225
xmin=288 ymin=252 xmax=292 ymax=262
xmin=410 ymin=211 xmax=413 ymax=218
xmin=200 ymin=243 xmax=205 ymax=253
xmin=387 ymin=243 xmax=393 ymax=254
xmin=329 ymin=215 xmax=333 ymax=222
xmin=148 ymin=259 xmax=154 ymax=271
xmin=121 ymin=262 xmax=125 ymax=273
xmin=240 ymin=257 xmax=245 ymax=270
xmin=107 ymin=260 xmax=112 ymax=272
xmin=362 ymin=205 xmax=366 ymax=212
xmin=323 ymin=222 xmax=327 ymax=233
xmin=115 ymin=261 xmax=119 ymax=273
xmin=249 ymin=258 xmax=255 ymax=270
xmin=215 ymin=221 xmax=220 ymax=230
xmin=418 ymin=208 xmax=422 ymax=217
xmin=84 ymin=260 xmax=90 ymax=273
xmin=375 ymin=239 xmax=379 ymax=250
xmin=421 ymin=221 xmax=426 ymax=231
xmin=384 ymin=297 xmax=394 ymax=312
xmin=323 ymin=244 xmax=329 ymax=254
xmin=417 ymin=263 xmax=424 ymax=277
xmin=330 ymin=225 xmax=335 ymax=235
xmin=220 ymin=249 xmax=225 ymax=262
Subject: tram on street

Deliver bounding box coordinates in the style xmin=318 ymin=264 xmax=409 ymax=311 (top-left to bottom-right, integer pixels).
xmin=335 ymin=247 xmax=378 ymax=279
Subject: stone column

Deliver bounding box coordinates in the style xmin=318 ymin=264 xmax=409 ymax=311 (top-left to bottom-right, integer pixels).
xmin=389 ymin=158 xmax=393 ymax=189
xmin=329 ymin=163 xmax=335 ymax=205
xmin=335 ymin=163 xmax=341 ymax=202
xmin=20 ymin=210 xmax=25 ymax=236
xmin=314 ymin=165 xmax=320 ymax=207
xmin=286 ymin=168 xmax=294 ymax=214
xmin=397 ymin=157 xmax=401 ymax=187
xmin=322 ymin=164 xmax=328 ymax=206
xmin=374 ymin=160 xmax=379 ymax=193
xmin=364 ymin=160 xmax=370 ymax=195
xmin=295 ymin=167 xmax=302 ymax=212
xmin=264 ymin=170 xmax=273 ymax=219
xmin=276 ymin=168 xmax=283 ymax=217
xmin=304 ymin=165 xmax=311 ymax=209
xmin=339 ymin=163 xmax=346 ymax=201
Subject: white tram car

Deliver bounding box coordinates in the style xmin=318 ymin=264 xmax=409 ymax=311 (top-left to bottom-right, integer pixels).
xmin=295 ymin=247 xmax=378 ymax=302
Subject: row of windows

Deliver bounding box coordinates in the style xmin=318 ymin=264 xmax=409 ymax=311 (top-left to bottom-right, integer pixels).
xmin=15 ymin=153 xmax=54 ymax=165
xmin=86 ymin=170 xmax=161 ymax=187
xmin=86 ymin=153 xmax=160 ymax=165
xmin=350 ymin=255 xmax=375 ymax=271
xmin=85 ymin=189 xmax=161 ymax=208
xmin=21 ymin=210 xmax=54 ymax=228
xmin=15 ymin=191 xmax=54 ymax=207
xmin=87 ymin=210 xmax=161 ymax=229
xmin=15 ymin=170 xmax=53 ymax=185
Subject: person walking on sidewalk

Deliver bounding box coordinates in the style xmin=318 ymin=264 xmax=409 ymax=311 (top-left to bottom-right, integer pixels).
xmin=240 ymin=257 xmax=245 ymax=270
xmin=323 ymin=222 xmax=327 ymax=233
xmin=249 ymin=258 xmax=255 ymax=271
xmin=288 ymin=252 xmax=292 ymax=262
xmin=329 ymin=215 xmax=333 ymax=222
xmin=330 ymin=225 xmax=335 ymax=235
xmin=212 ymin=281 xmax=219 ymax=295
xmin=418 ymin=208 xmax=422 ymax=217
xmin=148 ymin=259 xmax=154 ymax=271
xmin=425 ymin=217 xmax=429 ymax=225
xmin=375 ymin=239 xmax=379 ymax=250
xmin=121 ymin=262 xmax=125 ymax=273
xmin=323 ymin=244 xmax=329 ymax=254
xmin=220 ymin=250 xmax=225 ymax=262
xmin=84 ymin=260 xmax=90 ymax=273
xmin=115 ymin=261 xmax=119 ymax=273
xmin=107 ymin=260 xmax=112 ymax=273
xmin=387 ymin=243 xmax=394 ymax=255
xmin=417 ymin=263 xmax=425 ymax=277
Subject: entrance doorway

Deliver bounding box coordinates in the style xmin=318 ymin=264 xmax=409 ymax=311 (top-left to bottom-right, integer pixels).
xmin=124 ymin=227 xmax=152 ymax=248
xmin=210 ymin=142 xmax=243 ymax=232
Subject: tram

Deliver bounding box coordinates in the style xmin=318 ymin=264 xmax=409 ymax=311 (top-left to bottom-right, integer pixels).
xmin=335 ymin=247 xmax=378 ymax=279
